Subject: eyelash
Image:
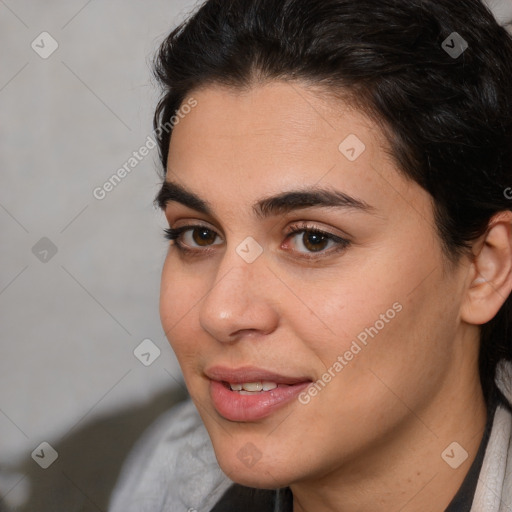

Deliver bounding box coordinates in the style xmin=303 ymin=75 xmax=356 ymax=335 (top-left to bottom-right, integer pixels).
xmin=163 ymin=222 xmax=351 ymax=260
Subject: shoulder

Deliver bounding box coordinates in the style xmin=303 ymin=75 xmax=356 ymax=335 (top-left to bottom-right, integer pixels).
xmin=108 ymin=399 xmax=233 ymax=512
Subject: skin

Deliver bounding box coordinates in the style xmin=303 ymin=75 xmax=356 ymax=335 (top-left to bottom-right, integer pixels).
xmin=158 ymin=81 xmax=512 ymax=512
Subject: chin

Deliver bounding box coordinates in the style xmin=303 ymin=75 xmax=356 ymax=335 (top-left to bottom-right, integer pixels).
xmin=212 ymin=441 xmax=299 ymax=489
xmin=221 ymin=461 xmax=295 ymax=489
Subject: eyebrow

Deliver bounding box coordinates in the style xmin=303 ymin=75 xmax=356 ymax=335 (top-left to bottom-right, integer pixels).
xmin=155 ymin=180 xmax=376 ymax=218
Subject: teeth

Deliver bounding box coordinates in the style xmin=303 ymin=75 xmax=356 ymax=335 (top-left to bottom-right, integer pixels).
xmin=242 ymin=382 xmax=263 ymax=392
xmin=229 ymin=381 xmax=278 ymax=392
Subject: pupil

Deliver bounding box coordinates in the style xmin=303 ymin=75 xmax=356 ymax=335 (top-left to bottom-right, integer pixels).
xmin=193 ymin=228 xmax=215 ymax=246
xmin=304 ymin=232 xmax=327 ymax=252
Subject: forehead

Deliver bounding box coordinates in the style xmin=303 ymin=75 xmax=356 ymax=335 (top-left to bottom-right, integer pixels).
xmin=165 ymin=81 xmax=431 ymax=226
xmin=169 ymin=81 xmax=379 ymax=159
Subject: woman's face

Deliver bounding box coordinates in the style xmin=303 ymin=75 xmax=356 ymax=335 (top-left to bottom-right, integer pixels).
xmin=159 ymin=82 xmax=474 ymax=488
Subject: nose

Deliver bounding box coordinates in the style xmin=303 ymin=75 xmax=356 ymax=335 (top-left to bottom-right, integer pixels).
xmin=198 ymin=244 xmax=280 ymax=343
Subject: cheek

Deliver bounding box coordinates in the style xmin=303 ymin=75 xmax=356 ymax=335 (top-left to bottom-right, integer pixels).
xmin=159 ymin=259 xmax=202 ymax=361
xmin=309 ymin=273 xmax=458 ymax=425
xmin=159 ymin=264 xmax=179 ymax=338
xmin=159 ymin=254 xmax=206 ymax=323
xmin=284 ymin=266 xmax=407 ymax=363
xmin=293 ymin=242 xmax=455 ymax=403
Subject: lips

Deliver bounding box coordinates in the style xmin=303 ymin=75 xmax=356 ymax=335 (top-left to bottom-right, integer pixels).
xmin=205 ymin=365 xmax=312 ymax=421
xmin=205 ymin=365 xmax=311 ymax=385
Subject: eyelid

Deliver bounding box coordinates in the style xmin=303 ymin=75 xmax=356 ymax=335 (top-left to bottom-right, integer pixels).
xmin=282 ymin=221 xmax=351 ymax=258
xmin=163 ymin=224 xmax=223 ymax=246
xmin=163 ymin=221 xmax=351 ymax=259
xmin=284 ymin=221 xmax=349 ymax=243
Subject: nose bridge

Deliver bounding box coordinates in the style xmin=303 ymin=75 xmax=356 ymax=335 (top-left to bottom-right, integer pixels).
xmin=213 ymin=234 xmax=267 ymax=296
xmin=198 ymin=239 xmax=278 ymax=341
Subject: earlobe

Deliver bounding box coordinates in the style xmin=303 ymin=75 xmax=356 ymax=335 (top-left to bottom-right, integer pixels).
xmin=461 ymin=211 xmax=512 ymax=325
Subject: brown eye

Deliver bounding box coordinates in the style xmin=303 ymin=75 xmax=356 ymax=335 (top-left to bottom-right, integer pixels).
xmin=301 ymin=231 xmax=330 ymax=252
xmin=191 ymin=227 xmax=217 ymax=246
xmin=163 ymin=225 xmax=223 ymax=252
xmin=284 ymin=223 xmax=351 ymax=259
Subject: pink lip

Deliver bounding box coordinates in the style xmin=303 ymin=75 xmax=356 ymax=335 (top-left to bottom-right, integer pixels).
xmin=205 ymin=365 xmax=310 ymax=384
xmin=205 ymin=365 xmax=312 ymax=422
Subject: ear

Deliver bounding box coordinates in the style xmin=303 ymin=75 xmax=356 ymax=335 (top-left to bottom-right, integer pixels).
xmin=461 ymin=211 xmax=512 ymax=325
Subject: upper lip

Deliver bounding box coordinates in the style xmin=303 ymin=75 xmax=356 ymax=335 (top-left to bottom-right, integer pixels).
xmin=205 ymin=365 xmax=312 ymax=385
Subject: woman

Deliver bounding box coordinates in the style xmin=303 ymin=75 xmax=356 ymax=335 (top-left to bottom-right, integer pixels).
xmin=109 ymin=0 xmax=512 ymax=510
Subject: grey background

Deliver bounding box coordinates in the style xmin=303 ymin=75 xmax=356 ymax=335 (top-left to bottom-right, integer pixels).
xmin=1 ymin=1 xmax=511 ymax=511
xmin=0 ymin=1 xmax=195 ymax=510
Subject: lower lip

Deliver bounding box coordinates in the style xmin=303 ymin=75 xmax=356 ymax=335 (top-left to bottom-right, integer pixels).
xmin=209 ymin=380 xmax=311 ymax=422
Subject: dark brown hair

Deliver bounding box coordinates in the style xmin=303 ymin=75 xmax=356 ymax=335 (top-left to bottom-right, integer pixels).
xmin=153 ymin=0 xmax=512 ymax=403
